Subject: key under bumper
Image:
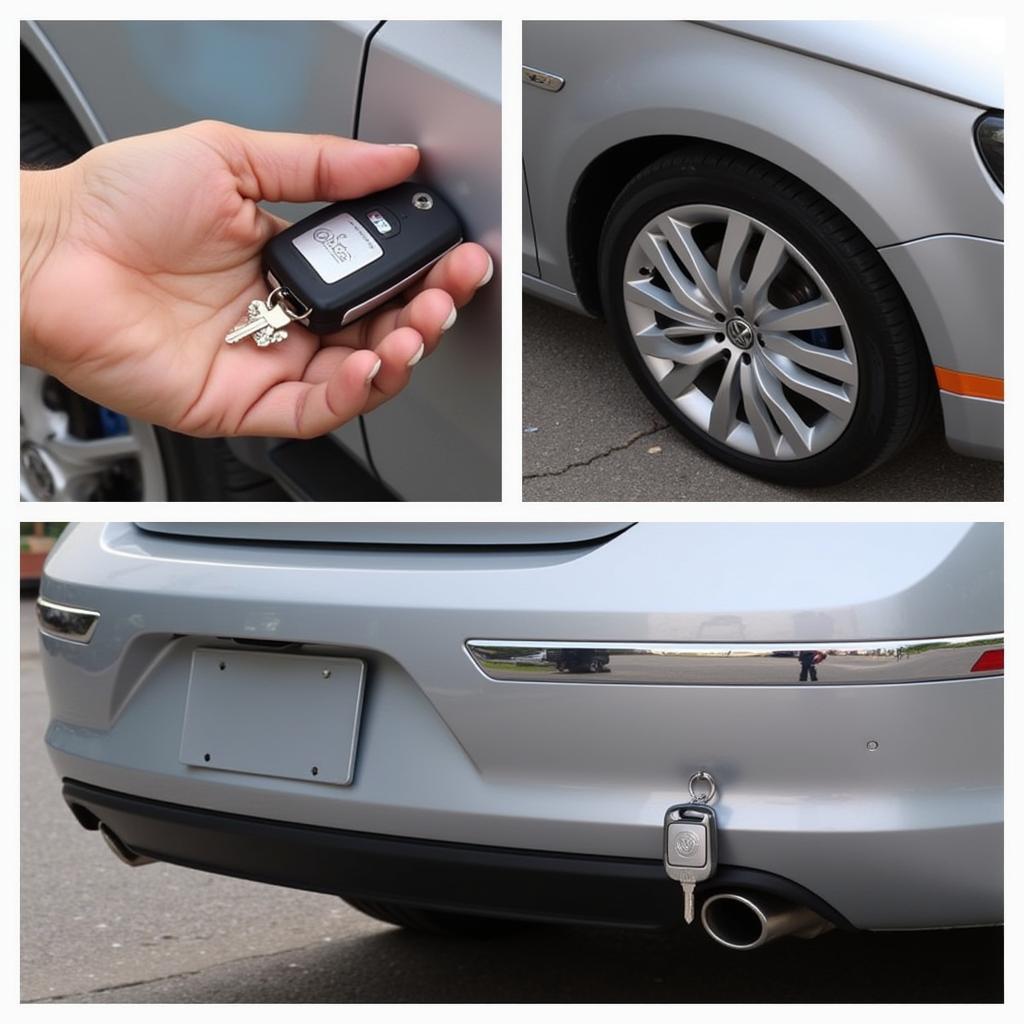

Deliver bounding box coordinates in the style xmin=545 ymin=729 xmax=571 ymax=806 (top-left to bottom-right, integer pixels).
xmin=62 ymin=779 xmax=851 ymax=931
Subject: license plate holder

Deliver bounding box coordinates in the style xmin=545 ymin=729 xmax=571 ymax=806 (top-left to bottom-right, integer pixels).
xmin=180 ymin=648 xmax=365 ymax=785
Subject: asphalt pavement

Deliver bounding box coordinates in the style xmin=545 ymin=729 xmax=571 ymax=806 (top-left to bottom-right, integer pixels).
xmin=522 ymin=296 xmax=1003 ymax=502
xmin=21 ymin=597 xmax=1002 ymax=1003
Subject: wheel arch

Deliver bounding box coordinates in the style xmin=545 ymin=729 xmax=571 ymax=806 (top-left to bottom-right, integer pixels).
xmin=21 ymin=23 xmax=107 ymax=146
xmin=566 ymin=133 xmax=900 ymax=320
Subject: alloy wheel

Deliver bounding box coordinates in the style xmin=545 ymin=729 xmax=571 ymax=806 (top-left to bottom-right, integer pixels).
xmin=20 ymin=367 xmax=167 ymax=501
xmin=622 ymin=204 xmax=858 ymax=460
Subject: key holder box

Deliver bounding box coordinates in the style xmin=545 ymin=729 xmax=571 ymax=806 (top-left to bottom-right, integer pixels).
xmin=263 ymin=182 xmax=463 ymax=335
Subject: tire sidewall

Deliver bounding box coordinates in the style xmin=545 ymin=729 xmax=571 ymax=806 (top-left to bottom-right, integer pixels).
xmin=599 ymin=163 xmax=902 ymax=485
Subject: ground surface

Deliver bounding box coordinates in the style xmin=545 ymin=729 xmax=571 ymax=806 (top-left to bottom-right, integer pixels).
xmin=21 ymin=598 xmax=1002 ymax=1002
xmin=522 ymin=297 xmax=1003 ymax=502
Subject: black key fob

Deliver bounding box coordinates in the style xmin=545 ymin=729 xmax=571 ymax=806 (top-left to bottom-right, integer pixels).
xmin=262 ymin=182 xmax=463 ymax=335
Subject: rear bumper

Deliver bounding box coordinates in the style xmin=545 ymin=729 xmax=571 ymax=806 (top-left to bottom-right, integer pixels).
xmin=62 ymin=779 xmax=852 ymax=930
xmin=40 ymin=523 xmax=1003 ymax=929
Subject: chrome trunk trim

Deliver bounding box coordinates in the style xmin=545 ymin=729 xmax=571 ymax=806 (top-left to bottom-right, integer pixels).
xmin=464 ymin=636 xmax=1003 ymax=686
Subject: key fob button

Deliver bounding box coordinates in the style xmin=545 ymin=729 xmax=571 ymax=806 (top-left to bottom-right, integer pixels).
xmin=366 ymin=208 xmax=399 ymax=238
xmin=666 ymin=822 xmax=708 ymax=868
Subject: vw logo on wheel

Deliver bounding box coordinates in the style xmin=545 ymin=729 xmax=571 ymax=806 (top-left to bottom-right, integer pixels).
xmin=725 ymin=318 xmax=755 ymax=349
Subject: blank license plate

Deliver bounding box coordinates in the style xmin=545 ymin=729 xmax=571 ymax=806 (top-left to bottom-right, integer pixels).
xmin=180 ymin=648 xmax=365 ymax=785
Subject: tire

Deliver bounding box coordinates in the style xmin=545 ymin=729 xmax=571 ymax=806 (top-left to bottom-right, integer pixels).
xmin=341 ymin=897 xmax=523 ymax=937
xmin=20 ymin=99 xmax=90 ymax=167
xmin=598 ymin=144 xmax=934 ymax=486
xmin=20 ymin=98 xmax=288 ymax=501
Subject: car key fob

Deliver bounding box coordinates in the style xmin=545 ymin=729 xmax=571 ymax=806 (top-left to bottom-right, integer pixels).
xmin=262 ymin=182 xmax=463 ymax=336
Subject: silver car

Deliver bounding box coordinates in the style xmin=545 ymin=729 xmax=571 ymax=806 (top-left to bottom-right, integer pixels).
xmin=21 ymin=20 xmax=501 ymax=501
xmin=523 ymin=21 xmax=1004 ymax=485
xmin=38 ymin=522 xmax=1002 ymax=947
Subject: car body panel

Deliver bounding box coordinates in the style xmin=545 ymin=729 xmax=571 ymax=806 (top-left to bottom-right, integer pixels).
xmin=22 ymin=20 xmax=501 ymax=500
xmin=523 ymin=169 xmax=539 ymax=275
xmin=879 ymin=235 xmax=1004 ymax=380
xmin=709 ymin=19 xmax=1003 ymax=108
xmin=522 ymin=19 xmax=1004 ymax=460
xmin=41 ymin=523 xmax=1002 ymax=930
xmin=880 ymin=234 xmax=1004 ymax=456
xmin=354 ymin=21 xmax=501 ymax=500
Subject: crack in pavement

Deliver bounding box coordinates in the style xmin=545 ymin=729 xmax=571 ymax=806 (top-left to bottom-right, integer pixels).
xmin=523 ymin=423 xmax=667 ymax=481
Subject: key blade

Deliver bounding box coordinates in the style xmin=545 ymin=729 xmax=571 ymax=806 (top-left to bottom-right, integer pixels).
xmin=225 ymin=318 xmax=267 ymax=344
xmin=683 ymin=884 xmax=695 ymax=924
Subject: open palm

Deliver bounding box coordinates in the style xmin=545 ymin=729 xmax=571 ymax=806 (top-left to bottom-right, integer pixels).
xmin=21 ymin=120 xmax=491 ymax=437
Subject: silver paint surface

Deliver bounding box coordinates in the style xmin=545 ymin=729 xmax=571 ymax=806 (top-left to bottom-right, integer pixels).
xmin=39 ymin=523 xmax=1003 ymax=929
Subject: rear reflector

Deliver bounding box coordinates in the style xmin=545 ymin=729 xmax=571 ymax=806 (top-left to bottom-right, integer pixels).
xmin=971 ymin=649 xmax=1003 ymax=673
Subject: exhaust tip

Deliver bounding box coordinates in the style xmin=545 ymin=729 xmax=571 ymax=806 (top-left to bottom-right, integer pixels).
xmin=701 ymin=891 xmax=835 ymax=950
xmin=100 ymin=824 xmax=155 ymax=867
xmin=701 ymin=893 xmax=769 ymax=950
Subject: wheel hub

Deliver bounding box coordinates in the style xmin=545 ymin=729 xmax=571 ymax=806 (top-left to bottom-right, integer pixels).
xmin=725 ymin=317 xmax=755 ymax=350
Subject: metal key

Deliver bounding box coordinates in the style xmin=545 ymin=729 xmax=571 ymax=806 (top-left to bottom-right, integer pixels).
xmin=225 ymin=290 xmax=298 ymax=347
xmin=664 ymin=802 xmax=718 ymax=924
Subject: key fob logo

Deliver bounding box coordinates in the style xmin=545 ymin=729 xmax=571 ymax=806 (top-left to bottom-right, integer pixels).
xmin=674 ymin=831 xmax=700 ymax=858
xmin=312 ymin=227 xmax=354 ymax=264
xmin=293 ymin=212 xmax=384 ymax=284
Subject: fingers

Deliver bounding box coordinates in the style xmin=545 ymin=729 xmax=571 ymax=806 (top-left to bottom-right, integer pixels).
xmin=317 ymin=241 xmax=492 ymax=355
xmin=404 ymin=242 xmax=493 ymax=308
xmin=363 ymin=326 xmax=427 ymax=412
xmin=207 ymin=122 xmax=421 ymax=204
xmin=234 ymin=348 xmax=383 ymax=438
xmin=232 ymin=325 xmax=426 ymax=438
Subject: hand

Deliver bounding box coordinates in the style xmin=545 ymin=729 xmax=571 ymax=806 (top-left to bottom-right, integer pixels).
xmin=20 ymin=120 xmax=492 ymax=438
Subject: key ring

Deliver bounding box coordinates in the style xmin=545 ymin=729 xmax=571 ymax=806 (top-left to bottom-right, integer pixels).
xmin=688 ymin=770 xmax=717 ymax=805
xmin=268 ymin=286 xmax=312 ymax=322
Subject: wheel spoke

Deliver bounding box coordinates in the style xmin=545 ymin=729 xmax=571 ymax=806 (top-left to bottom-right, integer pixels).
xmin=741 ymin=231 xmax=787 ymax=313
xmin=654 ymin=340 xmax=722 ymax=397
xmin=761 ymin=331 xmax=857 ymax=384
xmin=636 ymin=329 xmax=712 ymax=361
xmin=760 ymin=351 xmax=853 ymax=419
xmin=658 ymin=215 xmax=726 ymax=314
xmin=739 ymin=359 xmax=779 ymax=457
xmin=716 ymin=212 xmax=753 ymax=310
xmin=48 ymin=434 xmax=141 ymax=465
xmin=707 ymin=354 xmax=742 ymax=441
xmin=636 ymin=232 xmax=719 ymax=321
xmin=624 ymin=278 xmax=713 ymax=328
xmin=751 ymin=355 xmax=813 ymax=457
xmin=758 ymin=297 xmax=843 ymax=333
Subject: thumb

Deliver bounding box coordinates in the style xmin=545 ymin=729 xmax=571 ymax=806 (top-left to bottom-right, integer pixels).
xmin=197 ymin=121 xmax=420 ymax=203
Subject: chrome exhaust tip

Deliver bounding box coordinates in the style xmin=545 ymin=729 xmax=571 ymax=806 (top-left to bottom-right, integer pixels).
xmin=700 ymin=892 xmax=833 ymax=950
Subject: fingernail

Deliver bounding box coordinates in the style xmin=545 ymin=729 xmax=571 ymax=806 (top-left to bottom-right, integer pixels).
xmin=407 ymin=342 xmax=425 ymax=368
xmin=366 ymin=358 xmax=382 ymax=383
xmin=389 ymin=143 xmax=419 ymax=149
xmin=441 ymin=305 xmax=457 ymax=332
xmin=478 ymin=253 xmax=494 ymax=287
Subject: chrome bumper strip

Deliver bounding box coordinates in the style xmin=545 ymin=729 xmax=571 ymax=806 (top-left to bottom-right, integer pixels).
xmin=37 ymin=597 xmax=101 ymax=645
xmin=465 ymin=636 xmax=1003 ymax=686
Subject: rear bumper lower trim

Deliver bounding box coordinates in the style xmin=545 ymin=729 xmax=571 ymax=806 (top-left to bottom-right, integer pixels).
xmin=62 ymin=779 xmax=852 ymax=930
